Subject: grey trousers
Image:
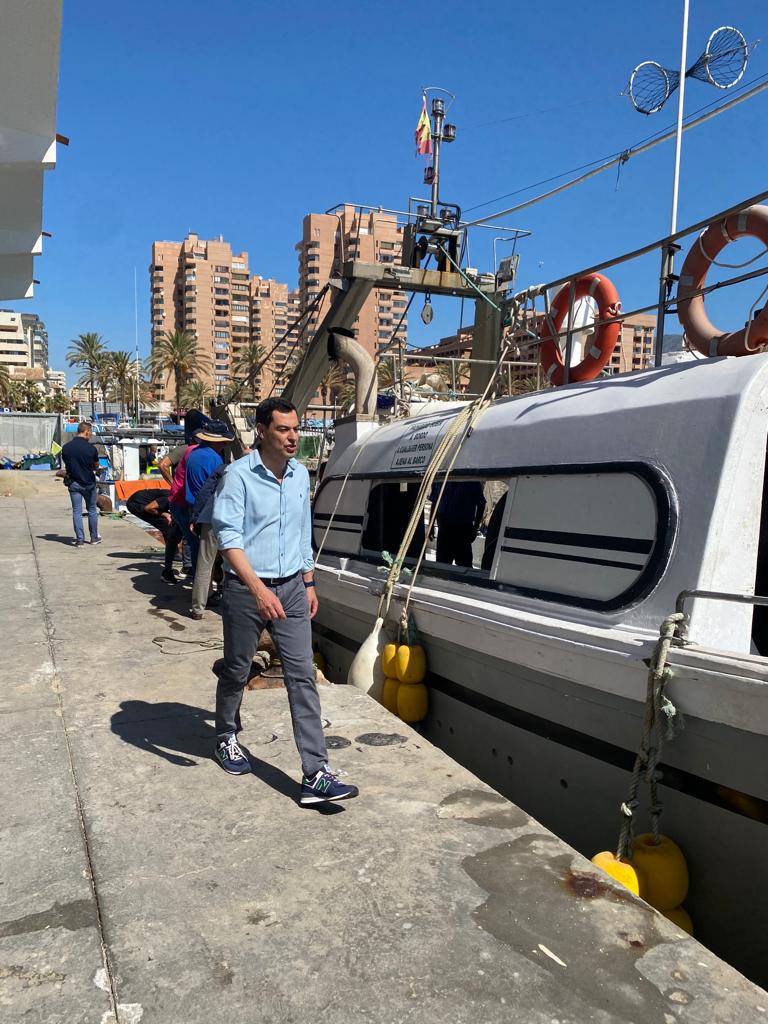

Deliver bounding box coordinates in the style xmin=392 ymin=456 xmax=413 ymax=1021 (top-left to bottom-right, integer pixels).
xmin=191 ymin=524 xmax=218 ymax=615
xmin=215 ymin=572 xmax=328 ymax=778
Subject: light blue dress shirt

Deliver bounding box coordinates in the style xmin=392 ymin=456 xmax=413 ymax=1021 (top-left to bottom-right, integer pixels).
xmin=211 ymin=449 xmax=313 ymax=578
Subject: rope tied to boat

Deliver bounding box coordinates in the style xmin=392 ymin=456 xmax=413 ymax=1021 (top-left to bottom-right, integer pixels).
xmin=615 ymin=611 xmax=687 ymax=859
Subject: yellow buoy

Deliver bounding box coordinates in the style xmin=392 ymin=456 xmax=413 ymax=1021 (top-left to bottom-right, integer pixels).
xmin=590 ymin=851 xmax=643 ymax=897
xmin=397 ymin=682 xmax=428 ymax=723
xmin=381 ymin=676 xmax=400 ymax=714
xmin=382 ymin=643 xmax=398 ymax=678
xmin=662 ymin=905 xmax=694 ymax=935
xmin=395 ymin=644 xmax=427 ymax=684
xmin=631 ymin=833 xmax=689 ymax=911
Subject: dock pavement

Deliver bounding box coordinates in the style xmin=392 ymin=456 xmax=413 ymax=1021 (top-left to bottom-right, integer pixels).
xmin=1 ymin=480 xmax=766 ymax=1023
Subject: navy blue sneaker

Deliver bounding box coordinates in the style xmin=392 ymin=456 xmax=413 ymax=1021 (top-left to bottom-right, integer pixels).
xmin=215 ymin=735 xmax=251 ymax=775
xmin=300 ymin=765 xmax=359 ymax=805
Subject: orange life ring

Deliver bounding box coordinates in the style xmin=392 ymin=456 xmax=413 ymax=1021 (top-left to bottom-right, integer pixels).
xmin=539 ymin=274 xmax=622 ymax=386
xmin=677 ymin=205 xmax=768 ymax=357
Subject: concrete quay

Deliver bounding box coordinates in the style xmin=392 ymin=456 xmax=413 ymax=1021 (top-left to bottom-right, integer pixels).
xmin=1 ymin=485 xmax=766 ymax=1023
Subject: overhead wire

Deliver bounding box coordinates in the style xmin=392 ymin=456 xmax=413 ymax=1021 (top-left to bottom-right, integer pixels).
xmin=225 ymin=285 xmax=330 ymax=405
xmin=463 ymin=69 xmax=768 ymax=219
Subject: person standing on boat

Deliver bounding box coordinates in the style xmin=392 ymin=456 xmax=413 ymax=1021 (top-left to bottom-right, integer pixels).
xmin=211 ymin=397 xmax=358 ymax=805
xmin=430 ymin=479 xmax=486 ymax=568
xmin=61 ymin=421 xmax=101 ymax=548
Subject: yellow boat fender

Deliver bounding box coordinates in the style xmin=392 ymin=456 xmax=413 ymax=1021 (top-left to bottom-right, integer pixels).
xmin=381 ymin=676 xmax=400 ymax=714
xmin=590 ymin=851 xmax=643 ymax=897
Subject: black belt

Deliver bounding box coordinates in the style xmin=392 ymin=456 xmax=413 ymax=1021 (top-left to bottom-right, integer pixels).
xmin=229 ymin=570 xmax=300 ymax=588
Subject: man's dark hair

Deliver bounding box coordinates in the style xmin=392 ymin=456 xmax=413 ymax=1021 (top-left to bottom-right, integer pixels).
xmin=255 ymin=397 xmax=298 ymax=427
xmin=77 ymin=421 xmax=92 ymax=434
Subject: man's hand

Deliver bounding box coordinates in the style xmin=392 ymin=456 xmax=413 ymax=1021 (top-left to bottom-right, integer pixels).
xmin=306 ymin=586 xmax=319 ymax=619
xmin=161 ymin=512 xmax=172 ymax=523
xmin=252 ymin=583 xmax=286 ymax=621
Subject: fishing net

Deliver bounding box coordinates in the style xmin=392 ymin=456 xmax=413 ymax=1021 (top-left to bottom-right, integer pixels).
xmin=629 ymin=26 xmax=749 ymax=115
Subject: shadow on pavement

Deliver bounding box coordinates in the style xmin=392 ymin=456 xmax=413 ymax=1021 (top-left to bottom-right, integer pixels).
xmin=105 ymin=552 xmax=221 ymax=621
xmin=36 ymin=532 xmax=79 ymax=546
xmin=111 ymin=699 xmax=302 ymax=804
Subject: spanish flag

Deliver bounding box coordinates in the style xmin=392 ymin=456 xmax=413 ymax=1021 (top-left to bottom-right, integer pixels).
xmin=415 ymin=97 xmax=432 ymax=157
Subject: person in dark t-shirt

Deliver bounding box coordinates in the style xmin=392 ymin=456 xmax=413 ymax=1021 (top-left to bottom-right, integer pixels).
xmin=61 ymin=422 xmax=100 ymax=547
xmin=126 ymin=488 xmax=183 ymax=581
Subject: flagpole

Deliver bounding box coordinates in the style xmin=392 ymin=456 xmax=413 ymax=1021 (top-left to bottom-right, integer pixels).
xmin=431 ymin=97 xmax=445 ymax=216
xmin=133 ymin=266 xmax=140 ymax=423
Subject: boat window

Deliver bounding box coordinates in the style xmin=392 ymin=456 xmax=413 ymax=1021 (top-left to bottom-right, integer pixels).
xmin=426 ymin=479 xmax=510 ymax=576
xmin=361 ymin=481 xmax=426 ymax=561
xmin=494 ymin=470 xmax=660 ymax=606
xmin=312 ymin=478 xmax=370 ymax=557
xmin=316 ymin=463 xmax=671 ymax=612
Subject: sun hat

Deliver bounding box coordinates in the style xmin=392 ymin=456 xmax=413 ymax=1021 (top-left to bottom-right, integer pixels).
xmin=194 ymin=420 xmax=235 ymax=443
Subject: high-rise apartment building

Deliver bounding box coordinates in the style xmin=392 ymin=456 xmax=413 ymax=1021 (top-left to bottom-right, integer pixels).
xmin=295 ymin=206 xmax=409 ymax=359
xmin=150 ymin=233 xmax=251 ymax=403
xmin=0 ymin=310 xmax=31 ymax=370
xmin=21 ymin=313 xmax=48 ymax=368
xmin=250 ymin=276 xmax=302 ymax=400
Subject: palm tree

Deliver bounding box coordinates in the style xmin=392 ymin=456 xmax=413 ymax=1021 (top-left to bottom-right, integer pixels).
xmin=0 ymin=364 xmax=10 ymax=405
xmin=95 ymin=353 xmax=114 ymax=416
xmin=67 ymin=333 xmax=105 ymax=415
xmin=231 ymin=341 xmax=267 ymax=401
xmin=180 ymin=379 xmax=213 ymax=411
xmin=47 ymin=393 xmax=71 ymax=414
xmin=319 ymin=364 xmax=354 ymax=427
xmin=148 ymin=330 xmax=210 ymax=413
xmin=110 ymin=350 xmax=133 ymax=418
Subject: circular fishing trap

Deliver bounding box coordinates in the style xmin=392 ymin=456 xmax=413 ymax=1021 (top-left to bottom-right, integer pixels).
xmin=628 ymin=26 xmax=749 ymax=115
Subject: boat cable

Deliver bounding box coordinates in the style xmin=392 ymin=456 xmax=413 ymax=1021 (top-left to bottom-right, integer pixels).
xmin=375 ymin=248 xmax=522 ymax=628
xmin=615 ymin=613 xmax=686 ymax=860
xmin=461 ymin=75 xmax=768 ymax=229
xmin=226 ymin=285 xmax=330 ymax=405
xmin=463 ymin=68 xmax=768 ymax=217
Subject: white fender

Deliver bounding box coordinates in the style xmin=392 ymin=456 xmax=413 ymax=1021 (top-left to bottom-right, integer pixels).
xmin=347 ymin=616 xmax=385 ymax=700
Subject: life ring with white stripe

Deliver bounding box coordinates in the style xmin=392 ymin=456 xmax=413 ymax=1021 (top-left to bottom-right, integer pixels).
xmin=539 ymin=274 xmax=622 ymax=386
xmin=677 ymin=204 xmax=768 ymax=357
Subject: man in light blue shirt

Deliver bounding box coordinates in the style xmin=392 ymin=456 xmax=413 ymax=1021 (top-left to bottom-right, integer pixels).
xmin=211 ymin=397 xmax=358 ymax=804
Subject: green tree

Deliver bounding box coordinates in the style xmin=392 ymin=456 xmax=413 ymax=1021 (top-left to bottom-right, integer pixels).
xmin=109 ymin=350 xmax=133 ymax=418
xmin=148 ymin=330 xmax=210 ymax=413
xmin=94 ymin=353 xmax=114 ymax=415
xmin=67 ymin=332 xmax=105 ymax=414
xmin=180 ymin=379 xmax=213 ymax=411
xmin=0 ymin=364 xmax=10 ymax=405
xmin=320 ymin=364 xmax=354 ymax=427
xmin=45 ymin=393 xmax=71 ymax=414
xmin=231 ymin=341 xmax=267 ymax=401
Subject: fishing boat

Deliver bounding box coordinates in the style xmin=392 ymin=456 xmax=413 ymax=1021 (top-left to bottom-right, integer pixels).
xmin=216 ymin=80 xmax=768 ymax=982
xmin=261 ymin=174 xmax=768 ymax=986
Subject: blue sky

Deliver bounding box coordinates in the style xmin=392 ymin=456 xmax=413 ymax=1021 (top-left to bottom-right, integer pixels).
xmin=20 ymin=0 xmax=768 ymax=381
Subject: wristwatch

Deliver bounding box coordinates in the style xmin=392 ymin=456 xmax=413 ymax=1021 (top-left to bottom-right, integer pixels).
xmin=303 ymin=580 xmax=316 ymax=589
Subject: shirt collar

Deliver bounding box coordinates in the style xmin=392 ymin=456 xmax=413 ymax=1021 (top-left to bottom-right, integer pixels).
xmin=249 ymin=448 xmax=296 ymax=479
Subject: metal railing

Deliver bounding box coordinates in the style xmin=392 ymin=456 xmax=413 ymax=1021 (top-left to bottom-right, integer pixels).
xmin=510 ymin=185 xmax=768 ymax=383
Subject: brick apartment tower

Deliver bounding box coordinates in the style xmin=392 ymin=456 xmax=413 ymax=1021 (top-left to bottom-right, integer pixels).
xmin=150 ymin=234 xmax=251 ymax=403
xmin=250 ymin=276 xmax=302 ymax=399
xmin=296 ymin=206 xmax=409 ymax=360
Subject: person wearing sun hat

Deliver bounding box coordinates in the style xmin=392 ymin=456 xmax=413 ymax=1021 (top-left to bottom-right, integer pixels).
xmin=185 ymin=420 xmax=235 ymax=616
